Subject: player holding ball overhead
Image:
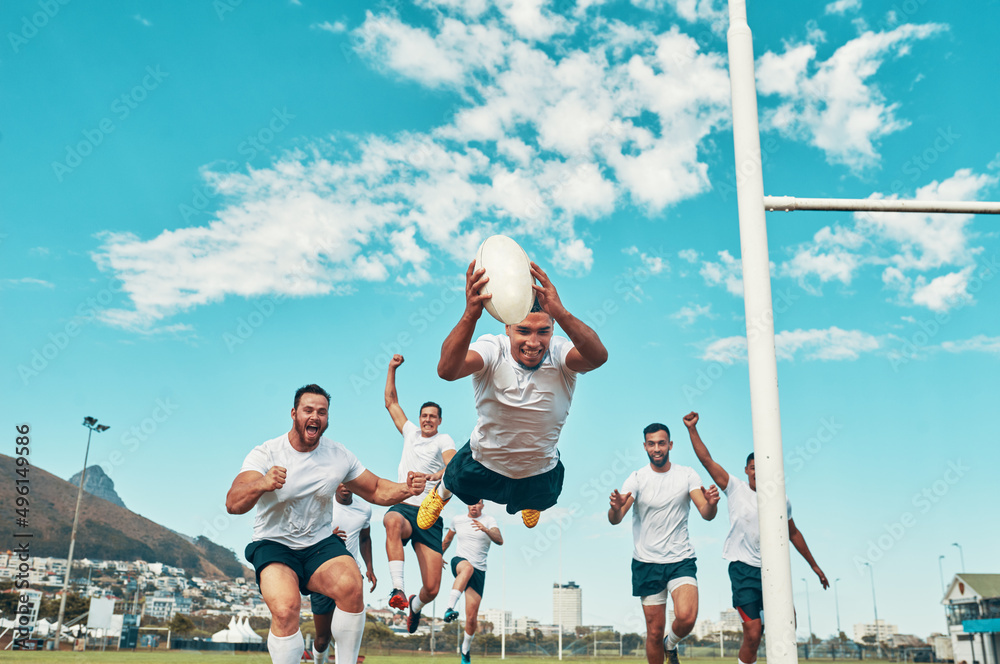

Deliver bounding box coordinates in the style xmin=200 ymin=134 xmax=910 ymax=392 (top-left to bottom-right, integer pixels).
xmin=419 ymin=236 xmax=608 ymax=529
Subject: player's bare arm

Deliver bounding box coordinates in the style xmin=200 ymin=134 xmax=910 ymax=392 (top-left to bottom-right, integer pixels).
xmin=438 ymin=261 xmax=488 ymax=381
xmin=684 ymin=412 xmax=730 ymax=490
xmin=225 ymin=467 xmax=286 ymax=514
xmin=607 ymin=489 xmax=634 ymax=525
xmin=426 ymin=449 xmax=457 ymax=481
xmin=472 ymin=519 xmax=504 ymax=545
xmin=360 ymin=527 xmax=377 ymax=591
xmin=442 ymin=529 xmax=456 ymax=553
xmin=690 ymin=484 xmax=720 ymax=521
xmin=345 ymin=470 xmax=427 ymax=506
xmin=530 ymin=262 xmax=608 ymax=372
xmin=384 ymin=354 xmax=408 ymax=433
xmin=788 ymin=518 xmax=829 ymax=588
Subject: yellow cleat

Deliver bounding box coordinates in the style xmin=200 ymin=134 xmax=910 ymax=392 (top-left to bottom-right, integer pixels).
xmin=521 ymin=509 xmax=540 ymax=528
xmin=417 ymin=486 xmax=449 ymax=530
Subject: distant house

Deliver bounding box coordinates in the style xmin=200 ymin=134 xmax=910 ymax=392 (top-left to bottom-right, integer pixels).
xmin=942 ymin=573 xmax=1000 ymax=664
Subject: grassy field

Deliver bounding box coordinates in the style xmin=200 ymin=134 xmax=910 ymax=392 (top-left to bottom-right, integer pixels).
xmin=0 ymin=654 xmax=864 ymax=663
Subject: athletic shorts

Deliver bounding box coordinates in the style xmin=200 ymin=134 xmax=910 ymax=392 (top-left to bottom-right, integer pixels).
xmin=729 ymin=561 xmax=764 ymax=622
xmin=310 ymin=592 xmax=335 ymax=615
xmin=451 ymin=556 xmax=487 ymax=597
xmin=388 ymin=503 xmax=444 ymax=554
xmin=244 ymin=533 xmax=351 ymax=596
xmin=443 ymin=441 xmax=565 ymax=514
xmin=631 ymin=557 xmax=698 ymax=598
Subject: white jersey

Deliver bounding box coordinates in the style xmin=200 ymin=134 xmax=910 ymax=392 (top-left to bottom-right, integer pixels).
xmin=621 ymin=463 xmax=703 ymax=564
xmin=240 ymin=434 xmax=365 ymax=549
xmin=469 ymin=334 xmax=579 ymax=479
xmin=448 ymin=513 xmax=499 ymax=571
xmin=397 ymin=420 xmax=456 ymax=507
xmin=332 ymin=497 xmax=372 ymax=570
xmin=722 ymin=473 xmax=792 ymax=568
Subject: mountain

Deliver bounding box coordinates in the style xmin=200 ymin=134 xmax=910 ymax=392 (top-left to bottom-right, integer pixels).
xmin=0 ymin=454 xmax=247 ymax=579
xmin=68 ymin=465 xmax=127 ymax=509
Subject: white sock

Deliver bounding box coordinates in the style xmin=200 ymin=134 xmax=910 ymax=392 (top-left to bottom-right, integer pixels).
xmin=411 ymin=594 xmax=426 ymax=613
xmin=313 ymin=645 xmax=328 ymax=664
xmin=462 ymin=630 xmax=475 ymax=654
xmin=739 ymin=658 xmax=755 ymax=664
xmin=389 ymin=560 xmax=405 ymax=593
xmin=448 ymin=588 xmax=462 ymax=610
xmin=665 ymin=625 xmax=684 ymax=650
xmin=267 ymin=630 xmax=304 ymax=664
xmin=438 ymin=481 xmax=453 ymax=500
xmin=331 ymin=608 xmax=366 ymax=664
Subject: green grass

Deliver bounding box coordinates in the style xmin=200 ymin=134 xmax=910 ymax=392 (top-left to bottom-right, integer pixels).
xmin=0 ymin=653 xmax=868 ymax=663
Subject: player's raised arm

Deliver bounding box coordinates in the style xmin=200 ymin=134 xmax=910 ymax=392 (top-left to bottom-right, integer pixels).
xmin=684 ymin=412 xmax=730 ymax=490
xmin=789 ymin=518 xmax=829 ymax=589
xmin=225 ymin=467 xmax=285 ymax=514
xmin=530 ymin=262 xmax=608 ymax=372
xmin=345 ymin=470 xmax=427 ymax=507
xmin=607 ymin=489 xmax=634 ymax=525
xmin=384 ymin=354 xmax=408 ymax=433
xmin=438 ymin=261 xmax=488 ymax=381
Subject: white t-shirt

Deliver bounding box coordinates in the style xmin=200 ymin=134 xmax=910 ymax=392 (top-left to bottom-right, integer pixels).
xmin=331 ymin=497 xmax=372 ymax=570
xmin=397 ymin=420 xmax=456 ymax=507
xmin=448 ymin=513 xmax=499 ymax=571
xmin=722 ymin=473 xmax=792 ymax=568
xmin=240 ymin=434 xmax=366 ymax=550
xmin=621 ymin=464 xmax=704 ymax=564
xmin=468 ymin=334 xmax=579 ymax=479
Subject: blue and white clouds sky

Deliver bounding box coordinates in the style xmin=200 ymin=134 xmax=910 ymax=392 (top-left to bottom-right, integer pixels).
xmin=3 ymin=0 xmax=998 ymax=639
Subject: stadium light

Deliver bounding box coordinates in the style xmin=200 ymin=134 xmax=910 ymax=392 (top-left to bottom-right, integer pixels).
xmin=801 ymin=579 xmax=813 ymax=649
xmin=951 ymin=543 xmax=965 ymax=572
xmin=52 ymin=417 xmax=110 ymax=650
xmin=938 ymin=555 xmax=947 ymax=596
xmin=834 ymin=578 xmax=841 ymax=639
xmin=861 ymin=562 xmax=881 ymax=658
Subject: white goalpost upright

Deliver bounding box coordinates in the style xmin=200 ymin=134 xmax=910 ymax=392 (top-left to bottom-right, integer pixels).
xmin=724 ymin=2 xmax=1000 ymax=664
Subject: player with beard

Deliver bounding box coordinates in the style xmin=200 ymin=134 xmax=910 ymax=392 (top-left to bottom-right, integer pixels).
xmin=226 ymin=384 xmax=426 ymax=664
xmin=683 ymin=411 xmax=828 ymax=664
xmin=609 ymin=422 xmax=720 ymax=664
xmin=418 ymin=260 xmax=608 ymax=530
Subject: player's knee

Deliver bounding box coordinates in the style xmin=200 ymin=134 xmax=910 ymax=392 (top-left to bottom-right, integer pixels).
xmin=647 ymin=625 xmax=665 ymax=642
xmin=314 ymin=633 xmax=331 ymax=651
xmin=744 ymin=621 xmax=763 ymax=645
xmin=425 ymin=578 xmax=441 ymax=597
xmin=269 ymin=600 xmax=300 ymax=628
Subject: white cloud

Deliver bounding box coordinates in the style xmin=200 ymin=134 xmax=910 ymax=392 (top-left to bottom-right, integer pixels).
xmin=701 ymin=327 xmax=881 ymax=363
xmin=624 ymin=246 xmax=670 ymax=275
xmin=312 ymin=21 xmax=347 ymax=34
xmin=678 ymin=248 xmax=699 ymax=263
xmin=133 ymin=14 xmax=152 ymax=27
xmin=941 ymin=335 xmax=1000 ymax=356
xmin=700 ymin=250 xmax=743 ymax=296
xmin=757 ymin=23 xmax=946 ymax=170
xmin=671 ymin=303 xmax=713 ymax=325
xmin=825 ymin=0 xmax=861 ymax=15
xmin=783 ymin=224 xmax=865 ymax=293
xmin=1 ymin=277 xmax=55 ymax=289
xmin=910 ymin=267 xmax=975 ymax=312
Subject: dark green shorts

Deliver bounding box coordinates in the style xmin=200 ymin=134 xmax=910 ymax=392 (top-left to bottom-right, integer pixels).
xmin=451 ymin=556 xmax=487 ymax=597
xmin=631 ymin=557 xmax=698 ymax=597
xmin=244 ymin=533 xmax=351 ymax=596
xmin=729 ymin=561 xmax=764 ymax=621
xmin=443 ymin=441 xmax=565 ymax=514
xmin=388 ymin=503 xmax=444 ymax=554
xmin=310 ymin=591 xmax=335 ymax=615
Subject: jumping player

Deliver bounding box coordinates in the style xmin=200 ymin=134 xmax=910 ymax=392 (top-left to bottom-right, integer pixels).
xmin=310 ymin=484 xmax=376 ymax=664
xmin=441 ymin=500 xmax=503 ymax=664
xmin=609 ymin=422 xmax=719 ymax=664
xmin=683 ymin=411 xmax=828 ymax=664
xmin=420 ymin=260 xmax=608 ymax=529
xmin=226 ymin=384 xmax=425 ymax=664
xmin=383 ymin=354 xmax=456 ymax=633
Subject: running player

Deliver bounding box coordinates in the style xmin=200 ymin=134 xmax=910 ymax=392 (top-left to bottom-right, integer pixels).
xmin=683 ymin=411 xmax=828 ymax=664
xmin=609 ymin=422 xmax=719 ymax=664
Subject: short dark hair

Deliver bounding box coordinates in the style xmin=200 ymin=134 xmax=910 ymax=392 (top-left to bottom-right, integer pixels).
xmin=643 ymin=423 xmax=670 ymax=438
xmin=530 ymin=297 xmax=544 ymax=314
xmin=294 ymin=384 xmax=331 ymax=409
xmin=420 ymin=401 xmax=442 ymax=418
xmin=746 ymin=452 xmax=755 ymax=466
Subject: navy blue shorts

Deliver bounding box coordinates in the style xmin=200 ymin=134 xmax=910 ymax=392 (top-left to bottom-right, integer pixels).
xmin=388 ymin=503 xmax=444 ymax=553
xmin=729 ymin=561 xmax=764 ymax=621
xmin=244 ymin=533 xmax=351 ymax=596
xmin=631 ymin=557 xmax=698 ymax=597
xmin=443 ymin=441 xmax=564 ymax=514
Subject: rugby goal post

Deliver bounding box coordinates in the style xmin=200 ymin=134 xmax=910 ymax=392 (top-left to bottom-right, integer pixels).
xmin=725 ymin=3 xmax=1000 ymax=664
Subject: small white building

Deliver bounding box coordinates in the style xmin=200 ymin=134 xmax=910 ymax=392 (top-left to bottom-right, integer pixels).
xmin=943 ymin=573 xmax=1000 ymax=664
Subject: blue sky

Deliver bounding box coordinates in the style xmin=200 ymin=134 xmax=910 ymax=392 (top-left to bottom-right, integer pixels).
xmin=3 ymin=0 xmax=998 ymax=640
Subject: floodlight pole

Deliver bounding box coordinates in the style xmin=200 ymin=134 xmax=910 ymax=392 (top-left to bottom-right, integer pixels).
xmin=726 ymin=3 xmax=798 ymax=664
xmin=53 ymin=417 xmax=109 ymax=651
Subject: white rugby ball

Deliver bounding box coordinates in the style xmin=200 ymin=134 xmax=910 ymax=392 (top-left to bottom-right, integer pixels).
xmin=475 ymin=235 xmax=534 ymax=325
